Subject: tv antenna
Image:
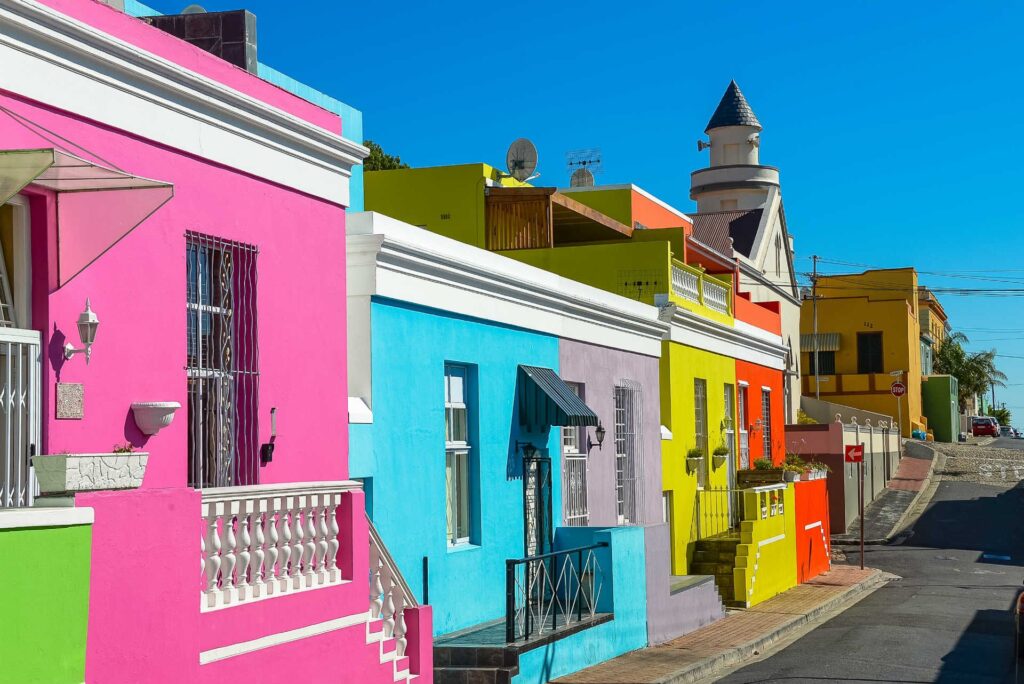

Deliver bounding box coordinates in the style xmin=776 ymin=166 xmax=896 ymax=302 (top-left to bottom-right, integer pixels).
xmin=566 ymin=148 xmax=603 ymax=187
xmin=505 ymin=138 xmax=539 ymax=182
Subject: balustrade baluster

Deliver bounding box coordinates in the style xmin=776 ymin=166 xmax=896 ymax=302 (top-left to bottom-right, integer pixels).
xmin=278 ymin=505 xmax=292 ymax=593
xmin=316 ymin=498 xmax=329 ymax=585
xmin=303 ymin=502 xmax=318 ymax=588
xmin=290 ymin=499 xmax=305 ymax=590
xmin=251 ymin=502 xmax=266 ymax=598
xmin=382 ymin=574 xmax=396 ymax=638
xmin=220 ymin=508 xmax=238 ymax=605
xmin=265 ymin=505 xmax=279 ymax=595
xmin=394 ymin=593 xmax=408 ymax=656
xmin=236 ymin=508 xmax=252 ymax=600
xmin=369 ymin=542 xmax=383 ymax=619
xmin=326 ymin=496 xmax=340 ymax=582
xmin=203 ymin=508 xmax=221 ymax=609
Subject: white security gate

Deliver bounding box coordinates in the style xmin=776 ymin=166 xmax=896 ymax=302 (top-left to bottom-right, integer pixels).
xmin=0 ymin=328 xmax=41 ymax=508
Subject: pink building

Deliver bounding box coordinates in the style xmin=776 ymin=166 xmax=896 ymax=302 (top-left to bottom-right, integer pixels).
xmin=0 ymin=0 xmax=430 ymax=681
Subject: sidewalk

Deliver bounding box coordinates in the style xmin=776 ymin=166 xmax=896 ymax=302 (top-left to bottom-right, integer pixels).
xmin=832 ymin=442 xmax=943 ymax=545
xmin=555 ymin=566 xmax=889 ymax=684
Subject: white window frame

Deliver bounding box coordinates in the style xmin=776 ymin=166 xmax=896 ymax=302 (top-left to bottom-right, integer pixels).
xmin=761 ymin=387 xmax=773 ymax=460
xmin=694 ymin=378 xmax=708 ymax=488
xmin=0 ymin=196 xmax=32 ymax=329
xmin=561 ymin=381 xmax=589 ymax=527
xmin=445 ymin=364 xmax=472 ymax=546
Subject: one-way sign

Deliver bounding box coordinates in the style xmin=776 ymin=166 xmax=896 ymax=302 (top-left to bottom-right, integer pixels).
xmin=845 ymin=444 xmax=864 ymax=462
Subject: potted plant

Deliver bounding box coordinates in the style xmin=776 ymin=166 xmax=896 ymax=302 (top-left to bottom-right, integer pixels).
xmin=737 ymin=457 xmax=785 ymax=486
xmin=711 ymin=445 xmax=730 ymax=468
xmin=686 ymin=447 xmax=705 ymax=472
xmin=807 ymin=461 xmax=832 ymax=480
xmin=783 ymin=463 xmax=803 ymax=482
xmin=34 ymin=443 xmax=149 ymax=496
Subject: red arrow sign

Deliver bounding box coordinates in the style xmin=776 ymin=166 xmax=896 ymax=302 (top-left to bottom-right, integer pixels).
xmin=845 ymin=444 xmax=864 ymax=462
xmin=890 ymin=382 xmax=907 ymax=397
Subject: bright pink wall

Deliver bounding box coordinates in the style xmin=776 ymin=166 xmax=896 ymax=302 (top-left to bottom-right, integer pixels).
xmin=1 ymin=89 xmax=349 ymax=485
xmin=33 ymin=0 xmax=341 ymax=134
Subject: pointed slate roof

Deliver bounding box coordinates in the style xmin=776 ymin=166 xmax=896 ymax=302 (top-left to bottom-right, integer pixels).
xmin=705 ymin=80 xmax=762 ymax=133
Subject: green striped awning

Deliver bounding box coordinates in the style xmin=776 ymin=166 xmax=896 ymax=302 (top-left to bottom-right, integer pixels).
xmin=800 ymin=333 xmax=841 ymax=353
xmin=518 ymin=365 xmax=599 ymax=429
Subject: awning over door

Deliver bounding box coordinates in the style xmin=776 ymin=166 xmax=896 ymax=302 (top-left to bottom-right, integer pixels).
xmin=518 ymin=365 xmax=599 ymax=429
xmin=0 ymin=148 xmax=174 ymax=286
xmin=800 ymin=332 xmax=841 ymax=352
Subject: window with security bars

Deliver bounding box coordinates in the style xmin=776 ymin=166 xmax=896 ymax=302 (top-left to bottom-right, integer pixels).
xmin=186 ymin=233 xmax=259 ymax=489
xmin=693 ymin=378 xmax=708 ymax=487
xmin=614 ymin=381 xmax=644 ymax=524
xmin=761 ymin=389 xmax=773 ymax=460
xmin=738 ymin=385 xmax=750 ymax=469
xmin=562 ymin=382 xmax=588 ymax=526
xmin=807 ymin=351 xmax=836 ymax=375
xmin=445 ymin=364 xmax=472 ymax=545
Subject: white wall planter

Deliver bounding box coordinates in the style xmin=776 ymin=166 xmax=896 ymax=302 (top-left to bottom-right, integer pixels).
xmin=686 ymin=456 xmax=704 ymax=472
xmin=34 ymin=453 xmax=149 ymax=495
xmin=783 ymin=470 xmax=799 ymax=482
xmin=711 ymin=454 xmax=728 ymax=468
xmin=131 ymin=401 xmax=181 ymax=435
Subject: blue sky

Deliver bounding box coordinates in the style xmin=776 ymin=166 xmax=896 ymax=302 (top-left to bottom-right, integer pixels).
xmin=148 ymin=0 xmax=1024 ymax=417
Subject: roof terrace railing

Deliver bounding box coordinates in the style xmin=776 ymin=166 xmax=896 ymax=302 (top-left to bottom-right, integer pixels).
xmin=671 ymin=260 xmax=732 ymax=315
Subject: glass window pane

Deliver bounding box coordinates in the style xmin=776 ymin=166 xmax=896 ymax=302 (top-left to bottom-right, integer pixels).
xmin=446 ymin=451 xmax=455 ymax=541
xmin=457 ymin=451 xmax=470 ymax=540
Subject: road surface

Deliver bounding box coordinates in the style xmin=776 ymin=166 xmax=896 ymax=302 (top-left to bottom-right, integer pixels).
xmin=712 ymin=454 xmax=1024 ymax=683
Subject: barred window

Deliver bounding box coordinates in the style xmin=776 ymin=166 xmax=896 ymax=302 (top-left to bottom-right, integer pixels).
xmin=186 ymin=233 xmax=259 ymax=489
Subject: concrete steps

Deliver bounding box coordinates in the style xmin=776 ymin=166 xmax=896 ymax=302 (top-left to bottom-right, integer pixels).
xmin=693 ymin=536 xmax=741 ymax=606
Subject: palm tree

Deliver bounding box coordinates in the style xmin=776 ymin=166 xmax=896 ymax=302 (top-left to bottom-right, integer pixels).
xmin=933 ymin=332 xmax=1006 ymax=413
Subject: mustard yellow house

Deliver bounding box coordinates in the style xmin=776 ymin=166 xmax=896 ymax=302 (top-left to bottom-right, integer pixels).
xmin=801 ymin=267 xmax=957 ymax=438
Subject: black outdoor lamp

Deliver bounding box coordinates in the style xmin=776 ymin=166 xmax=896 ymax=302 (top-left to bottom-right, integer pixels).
xmin=517 ymin=441 xmax=538 ymax=459
xmin=594 ymin=423 xmax=606 ymax=450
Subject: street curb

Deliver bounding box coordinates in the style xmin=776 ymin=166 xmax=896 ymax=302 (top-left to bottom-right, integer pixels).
xmin=651 ymin=569 xmax=894 ymax=684
xmin=831 ymin=443 xmax=944 ymax=546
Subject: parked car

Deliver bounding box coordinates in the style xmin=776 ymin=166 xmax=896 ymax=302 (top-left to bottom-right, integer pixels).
xmin=972 ymin=416 xmax=1000 ymax=437
xmin=1016 ymin=428 xmax=1024 ymax=439
xmin=1000 ymin=425 xmax=1014 ymax=438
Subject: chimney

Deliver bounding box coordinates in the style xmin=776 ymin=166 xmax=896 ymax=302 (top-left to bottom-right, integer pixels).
xmin=142 ymin=9 xmax=258 ymax=73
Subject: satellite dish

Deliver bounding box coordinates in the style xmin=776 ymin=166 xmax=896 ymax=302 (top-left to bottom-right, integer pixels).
xmin=506 ymin=138 xmax=538 ymax=182
xmin=570 ymin=167 xmax=595 ymax=188
xmin=181 ymin=4 xmax=207 ymax=13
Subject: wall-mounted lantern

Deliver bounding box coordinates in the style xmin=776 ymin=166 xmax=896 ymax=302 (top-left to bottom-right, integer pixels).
xmin=517 ymin=441 xmax=539 ymax=459
xmin=63 ymin=299 xmax=99 ymax=364
xmin=594 ymin=424 xmax=606 ymax=450
xmin=261 ymin=407 xmax=277 ymax=464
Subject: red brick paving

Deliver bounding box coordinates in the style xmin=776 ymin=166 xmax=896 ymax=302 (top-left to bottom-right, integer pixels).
xmin=886 ymin=452 xmax=933 ymax=491
xmin=555 ymin=566 xmax=880 ymax=684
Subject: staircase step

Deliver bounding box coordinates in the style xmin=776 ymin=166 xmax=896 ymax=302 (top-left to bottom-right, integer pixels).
xmin=434 ymin=667 xmax=516 ymax=684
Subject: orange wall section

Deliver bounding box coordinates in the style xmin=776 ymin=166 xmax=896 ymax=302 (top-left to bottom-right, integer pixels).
xmin=735 ymin=292 xmax=781 ymax=335
xmin=631 ymin=190 xmax=692 ymax=233
xmin=735 ymin=360 xmax=786 ymax=466
xmin=793 ymin=479 xmax=832 ymax=582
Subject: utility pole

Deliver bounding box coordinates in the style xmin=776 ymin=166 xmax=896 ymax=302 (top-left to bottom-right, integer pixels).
xmin=812 ymin=255 xmax=820 ymax=401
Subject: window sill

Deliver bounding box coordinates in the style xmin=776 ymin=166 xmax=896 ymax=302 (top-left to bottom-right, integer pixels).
xmin=447 ymin=541 xmax=480 ymax=554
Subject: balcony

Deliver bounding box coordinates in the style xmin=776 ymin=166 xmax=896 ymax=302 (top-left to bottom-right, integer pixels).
xmin=671 ymin=260 xmax=732 ymax=315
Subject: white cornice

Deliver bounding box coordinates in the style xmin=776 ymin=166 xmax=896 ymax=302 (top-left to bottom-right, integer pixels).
xmin=738 ymin=261 xmax=801 ymax=306
xmin=347 ymin=212 xmax=669 ymax=358
xmin=0 ymin=0 xmax=367 ymax=204
xmin=661 ymin=304 xmax=787 ymax=370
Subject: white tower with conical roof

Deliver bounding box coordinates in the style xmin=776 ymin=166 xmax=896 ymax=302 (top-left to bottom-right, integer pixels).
xmin=690 ymin=81 xmax=801 ymax=422
xmin=691 ymin=80 xmax=780 ymax=214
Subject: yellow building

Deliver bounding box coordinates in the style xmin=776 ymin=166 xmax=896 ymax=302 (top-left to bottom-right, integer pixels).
xmin=801 ymin=268 xmax=925 ymax=436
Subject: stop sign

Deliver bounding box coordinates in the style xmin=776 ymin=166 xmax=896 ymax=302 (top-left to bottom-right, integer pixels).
xmin=890 ymin=382 xmax=907 ymax=397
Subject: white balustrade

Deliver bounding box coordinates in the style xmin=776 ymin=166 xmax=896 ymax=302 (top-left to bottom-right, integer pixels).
xmin=368 ymin=517 xmax=418 ymax=657
xmin=703 ymin=278 xmax=730 ymax=314
xmin=671 ymin=264 xmax=700 ymax=302
xmin=200 ymin=482 xmax=356 ymax=611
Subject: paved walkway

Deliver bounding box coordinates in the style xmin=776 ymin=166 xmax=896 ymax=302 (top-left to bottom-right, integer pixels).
xmin=833 ymin=442 xmax=939 ymax=544
xmin=555 ymin=566 xmax=885 ymax=684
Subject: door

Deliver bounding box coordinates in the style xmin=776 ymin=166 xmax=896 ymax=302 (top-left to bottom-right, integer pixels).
xmin=0 ymin=329 xmax=41 ymax=508
xmin=738 ymin=385 xmax=750 ymax=469
xmin=723 ymin=384 xmax=738 ymax=526
xmin=523 ymin=456 xmax=552 ymax=557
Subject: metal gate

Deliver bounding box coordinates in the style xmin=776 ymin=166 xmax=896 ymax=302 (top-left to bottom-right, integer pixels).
xmin=0 ymin=328 xmax=41 ymax=508
xmin=614 ymin=381 xmax=644 ymax=525
xmin=523 ymin=456 xmax=553 ymax=557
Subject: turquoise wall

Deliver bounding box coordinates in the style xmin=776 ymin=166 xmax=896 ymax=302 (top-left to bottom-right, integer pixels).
xmin=125 ymin=2 xmax=364 ymax=212
xmin=513 ymin=526 xmax=649 ymax=684
xmin=922 ymin=374 xmax=959 ymax=443
xmin=349 ymin=298 xmax=561 ymax=636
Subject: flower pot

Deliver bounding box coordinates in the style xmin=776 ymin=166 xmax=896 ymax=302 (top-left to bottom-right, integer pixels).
xmin=711 ymin=454 xmax=728 ymax=468
xmin=34 ymin=452 xmax=149 ymax=495
xmin=737 ymin=468 xmax=784 ymax=487
xmin=686 ymin=457 xmax=704 ymax=472
xmin=131 ymin=401 xmax=181 ymax=436
xmin=783 ymin=470 xmax=799 ymax=482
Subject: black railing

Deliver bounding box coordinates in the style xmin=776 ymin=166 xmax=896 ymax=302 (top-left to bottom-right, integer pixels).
xmin=693 ymin=487 xmax=745 ymax=540
xmin=504 ymin=542 xmax=608 ymax=643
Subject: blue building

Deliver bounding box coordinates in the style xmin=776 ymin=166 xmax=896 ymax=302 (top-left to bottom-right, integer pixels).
xmin=347 ymin=212 xmax=664 ymax=683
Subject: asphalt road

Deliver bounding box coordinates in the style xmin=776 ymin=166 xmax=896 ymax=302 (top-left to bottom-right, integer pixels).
xmin=993 ymin=437 xmax=1024 ymax=451
xmin=712 ymin=479 xmax=1024 ymax=683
